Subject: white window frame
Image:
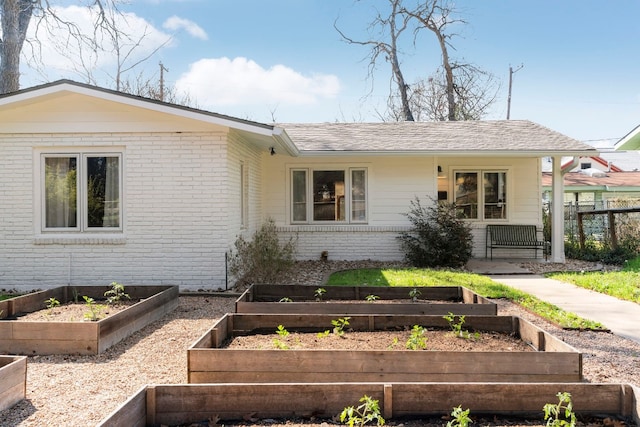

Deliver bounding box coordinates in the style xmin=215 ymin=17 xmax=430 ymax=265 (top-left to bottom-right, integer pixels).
xmin=289 ymin=167 xmax=368 ymax=224
xmin=452 ymin=169 xmax=509 ymax=221
xmin=38 ymin=150 xmax=123 ymax=233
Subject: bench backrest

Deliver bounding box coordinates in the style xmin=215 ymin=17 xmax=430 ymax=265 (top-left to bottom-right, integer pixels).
xmin=487 ymin=225 xmax=539 ymax=243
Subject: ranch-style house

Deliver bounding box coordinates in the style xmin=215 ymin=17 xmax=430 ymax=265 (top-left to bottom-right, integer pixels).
xmin=0 ymin=80 xmax=598 ymax=290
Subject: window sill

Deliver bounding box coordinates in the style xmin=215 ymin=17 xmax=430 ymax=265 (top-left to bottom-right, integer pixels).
xmin=34 ymin=234 xmax=126 ymax=245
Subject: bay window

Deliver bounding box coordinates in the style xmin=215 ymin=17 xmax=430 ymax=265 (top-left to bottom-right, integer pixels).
xmin=42 ymin=153 xmax=122 ymax=232
xmin=291 ymin=168 xmax=367 ymax=223
xmin=453 ymin=170 xmax=507 ymax=220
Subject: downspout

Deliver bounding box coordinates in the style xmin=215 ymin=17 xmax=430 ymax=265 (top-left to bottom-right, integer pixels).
xmin=550 ymin=157 xmax=579 ymax=263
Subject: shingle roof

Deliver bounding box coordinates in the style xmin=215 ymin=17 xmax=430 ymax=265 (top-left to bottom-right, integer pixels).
xmin=278 ymin=120 xmax=597 ymax=155
xmin=542 ymin=171 xmax=640 ymax=188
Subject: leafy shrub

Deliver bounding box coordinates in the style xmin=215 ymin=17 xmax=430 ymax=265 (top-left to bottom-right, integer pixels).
xmin=565 ymin=235 xmax=638 ymax=265
xmin=397 ymin=197 xmax=473 ymax=268
xmin=228 ymin=218 xmax=297 ymax=286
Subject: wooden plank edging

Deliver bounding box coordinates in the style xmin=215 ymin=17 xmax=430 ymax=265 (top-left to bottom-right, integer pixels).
xmin=97 ymin=382 xmax=640 ymax=427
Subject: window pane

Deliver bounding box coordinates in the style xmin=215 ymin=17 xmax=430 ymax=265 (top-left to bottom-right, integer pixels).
xmin=87 ymin=156 xmax=120 ymax=228
xmin=454 ymin=172 xmax=478 ymax=219
xmin=292 ymin=170 xmax=307 ymax=222
xmin=351 ymin=169 xmax=366 ymax=221
xmin=484 ymin=172 xmax=507 ymax=219
xmin=45 ymin=157 xmax=77 ymax=228
xmin=313 ymin=170 xmax=345 ymax=221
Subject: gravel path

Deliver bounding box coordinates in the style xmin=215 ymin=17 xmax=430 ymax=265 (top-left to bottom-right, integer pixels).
xmin=0 ymin=260 xmax=639 ymax=426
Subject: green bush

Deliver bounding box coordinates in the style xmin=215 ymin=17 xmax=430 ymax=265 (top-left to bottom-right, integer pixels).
xmin=397 ymin=197 xmax=473 ymax=268
xmin=564 ymin=236 xmax=637 ymax=265
xmin=228 ymin=218 xmax=297 ymax=286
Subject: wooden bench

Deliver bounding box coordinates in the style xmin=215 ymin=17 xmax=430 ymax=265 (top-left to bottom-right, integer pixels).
xmin=485 ymin=224 xmax=549 ymax=260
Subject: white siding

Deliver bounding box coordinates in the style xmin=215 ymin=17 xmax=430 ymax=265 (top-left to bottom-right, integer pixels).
xmin=264 ymin=155 xmax=544 ymax=261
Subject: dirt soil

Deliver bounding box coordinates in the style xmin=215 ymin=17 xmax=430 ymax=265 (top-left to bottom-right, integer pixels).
xmin=226 ymin=328 xmax=534 ymax=352
xmin=14 ymin=300 xmax=135 ymax=322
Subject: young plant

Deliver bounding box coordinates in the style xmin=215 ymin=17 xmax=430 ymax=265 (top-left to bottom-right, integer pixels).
xmin=104 ymin=281 xmax=130 ymax=305
xmin=279 ymin=297 xmax=293 ymax=302
xmin=443 ymin=312 xmax=478 ymax=339
xmin=82 ymin=296 xmax=104 ymax=321
xmin=44 ymin=297 xmax=60 ymax=314
xmin=405 ymin=325 xmax=428 ymax=350
xmin=446 ymin=405 xmax=472 ymax=427
xmin=272 ymin=325 xmax=291 ymax=349
xmin=543 ymin=392 xmax=576 ymax=427
xmin=314 ymin=287 xmax=327 ymax=301
xmin=332 ymin=316 xmax=351 ymax=337
xmin=317 ymin=329 xmax=331 ymax=338
xmin=388 ymin=337 xmax=399 ymax=349
xmin=339 ymin=395 xmax=385 ymax=427
xmin=409 ymin=288 xmax=422 ymax=302
xmin=365 ymin=294 xmax=379 ymax=303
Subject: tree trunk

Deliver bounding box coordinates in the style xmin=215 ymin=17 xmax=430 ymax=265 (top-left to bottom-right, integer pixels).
xmin=435 ymin=30 xmax=456 ymax=121
xmin=0 ymin=0 xmax=35 ymax=94
xmin=389 ymin=0 xmax=414 ymax=121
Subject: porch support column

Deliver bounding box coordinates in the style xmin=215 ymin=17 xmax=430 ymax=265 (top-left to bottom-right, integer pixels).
xmin=551 ymin=156 xmax=566 ymax=263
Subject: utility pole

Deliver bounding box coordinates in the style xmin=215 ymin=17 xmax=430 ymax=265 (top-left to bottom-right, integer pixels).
xmin=506 ymin=64 xmax=523 ymax=119
xmin=159 ymin=62 xmax=169 ymax=102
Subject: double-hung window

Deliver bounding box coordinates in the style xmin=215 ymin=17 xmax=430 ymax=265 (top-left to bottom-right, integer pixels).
xmin=42 ymin=153 xmax=122 ymax=232
xmin=453 ymin=170 xmax=507 ymax=220
xmin=291 ymin=168 xmax=367 ymax=223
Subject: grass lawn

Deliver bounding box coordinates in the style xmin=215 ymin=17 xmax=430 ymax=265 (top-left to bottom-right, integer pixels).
xmin=327 ymin=268 xmax=606 ymax=330
xmin=547 ymin=256 xmax=640 ymax=304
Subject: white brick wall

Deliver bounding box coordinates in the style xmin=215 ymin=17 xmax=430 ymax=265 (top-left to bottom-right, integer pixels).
xmin=0 ymin=132 xmax=234 ymax=291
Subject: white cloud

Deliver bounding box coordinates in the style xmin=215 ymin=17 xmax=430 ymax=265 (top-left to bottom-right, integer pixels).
xmin=163 ymin=16 xmax=208 ymax=40
xmin=174 ymin=57 xmax=341 ymax=108
xmin=22 ymin=5 xmax=172 ymax=85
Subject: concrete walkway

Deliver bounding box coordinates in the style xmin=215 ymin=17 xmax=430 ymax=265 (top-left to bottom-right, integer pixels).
xmin=467 ymin=259 xmax=640 ymax=344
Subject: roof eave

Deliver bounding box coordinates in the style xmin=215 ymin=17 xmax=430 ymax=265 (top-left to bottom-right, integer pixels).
xmin=0 ymin=79 xmax=278 ymax=138
xmin=297 ymin=149 xmax=599 ymax=157
xmin=614 ymin=124 xmax=640 ymax=150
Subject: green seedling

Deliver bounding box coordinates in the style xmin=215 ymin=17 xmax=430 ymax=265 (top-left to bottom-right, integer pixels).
xmin=340 ymin=395 xmax=385 ymax=427
xmin=317 ymin=330 xmax=331 ymax=338
xmin=543 ymin=392 xmax=576 ymax=427
xmin=279 ymin=297 xmax=293 ymax=302
xmin=332 ymin=316 xmax=351 ymax=337
xmin=446 ymin=405 xmax=472 ymax=427
xmin=272 ymin=324 xmax=291 ymax=349
xmin=44 ymin=297 xmax=60 ymax=314
xmin=409 ymin=288 xmax=422 ymax=302
xmin=314 ymin=287 xmax=327 ymax=301
xmin=365 ymin=294 xmax=379 ymax=302
xmin=443 ymin=312 xmax=478 ymax=339
xmin=276 ymin=324 xmax=289 ymax=337
xmin=82 ymin=296 xmax=104 ymax=321
xmin=405 ymin=325 xmax=428 ymax=350
xmin=388 ymin=337 xmax=399 ymax=349
xmin=104 ymin=281 xmax=130 ymax=305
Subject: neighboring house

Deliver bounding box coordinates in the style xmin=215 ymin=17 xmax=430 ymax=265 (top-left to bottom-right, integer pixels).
xmin=0 ymin=80 xmax=597 ymax=291
xmin=615 ymin=124 xmax=640 ymax=151
xmin=542 ymin=171 xmax=640 ymax=205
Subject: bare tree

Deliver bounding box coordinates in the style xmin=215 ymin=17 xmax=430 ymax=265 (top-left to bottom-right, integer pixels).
xmin=0 ymin=0 xmax=35 ymax=93
xmin=335 ymin=0 xmax=415 ymax=121
xmin=0 ymin=0 xmax=134 ymax=94
xmin=118 ymin=70 xmax=196 ymax=106
xmin=341 ymin=0 xmax=499 ymax=122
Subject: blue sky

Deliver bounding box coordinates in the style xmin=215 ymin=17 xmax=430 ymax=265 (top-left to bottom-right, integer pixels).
xmin=23 ymin=0 xmax=640 ymax=143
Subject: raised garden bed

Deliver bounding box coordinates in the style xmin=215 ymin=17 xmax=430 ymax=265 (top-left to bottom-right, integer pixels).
xmin=0 ymin=285 xmax=178 ymax=355
xmin=235 ymin=284 xmax=497 ymax=315
xmin=0 ymin=355 xmax=26 ymax=412
xmin=98 ymin=382 xmax=640 ymax=427
xmin=188 ymin=313 xmax=582 ymax=383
